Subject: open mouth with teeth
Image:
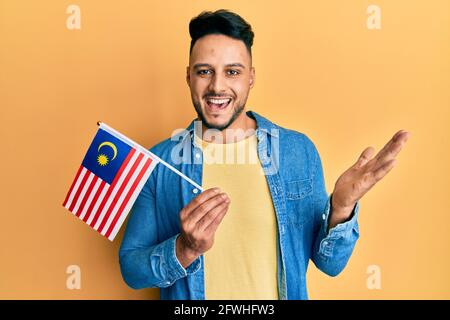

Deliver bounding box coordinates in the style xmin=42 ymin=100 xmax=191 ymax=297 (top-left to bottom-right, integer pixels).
xmin=205 ymin=97 xmax=232 ymax=111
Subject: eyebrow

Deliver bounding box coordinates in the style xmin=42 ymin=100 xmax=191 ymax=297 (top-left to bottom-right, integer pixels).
xmin=193 ymin=63 xmax=246 ymax=70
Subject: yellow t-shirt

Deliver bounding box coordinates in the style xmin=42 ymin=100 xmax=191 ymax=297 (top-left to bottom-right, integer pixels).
xmin=197 ymin=133 xmax=279 ymax=300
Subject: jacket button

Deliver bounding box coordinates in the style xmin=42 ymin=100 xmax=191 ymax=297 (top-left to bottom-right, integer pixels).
xmin=195 ymin=152 xmax=201 ymax=159
xmin=193 ymin=188 xmax=199 ymax=194
xmin=322 ymin=214 xmax=326 ymax=220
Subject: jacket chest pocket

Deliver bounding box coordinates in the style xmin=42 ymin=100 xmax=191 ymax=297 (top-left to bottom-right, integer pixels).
xmin=286 ymin=178 xmax=313 ymax=200
xmin=285 ymin=178 xmax=313 ymax=226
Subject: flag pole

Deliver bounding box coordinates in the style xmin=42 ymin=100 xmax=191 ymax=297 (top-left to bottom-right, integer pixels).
xmin=96 ymin=121 xmax=203 ymax=192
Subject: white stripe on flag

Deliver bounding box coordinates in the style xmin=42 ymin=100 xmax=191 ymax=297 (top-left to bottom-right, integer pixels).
xmin=107 ymin=159 xmax=158 ymax=241
xmin=93 ymin=150 xmax=141 ymax=230
xmin=64 ymin=167 xmax=88 ymax=210
xmin=78 ymin=177 xmax=102 ymax=221
xmin=72 ymin=172 xmax=94 ymax=215
xmin=100 ymin=153 xmax=148 ymax=235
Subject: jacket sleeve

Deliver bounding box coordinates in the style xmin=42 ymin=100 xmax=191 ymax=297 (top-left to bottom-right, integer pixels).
xmin=118 ymin=174 xmax=201 ymax=289
xmin=305 ymin=135 xmax=360 ymax=277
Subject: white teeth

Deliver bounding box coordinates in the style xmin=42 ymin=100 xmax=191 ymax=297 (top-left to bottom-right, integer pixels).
xmin=207 ymin=98 xmax=231 ymax=104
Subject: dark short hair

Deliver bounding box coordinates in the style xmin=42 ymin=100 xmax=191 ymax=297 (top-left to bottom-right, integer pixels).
xmin=189 ymin=9 xmax=254 ymax=57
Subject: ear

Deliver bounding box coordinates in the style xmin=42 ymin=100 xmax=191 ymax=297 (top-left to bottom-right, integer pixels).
xmin=249 ymin=66 xmax=255 ymax=89
xmin=186 ymin=66 xmax=190 ymax=87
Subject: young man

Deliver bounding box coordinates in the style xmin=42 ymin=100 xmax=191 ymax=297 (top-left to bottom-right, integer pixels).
xmin=119 ymin=9 xmax=409 ymax=300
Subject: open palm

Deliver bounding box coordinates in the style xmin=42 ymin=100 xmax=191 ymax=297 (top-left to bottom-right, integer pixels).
xmin=331 ymin=130 xmax=410 ymax=212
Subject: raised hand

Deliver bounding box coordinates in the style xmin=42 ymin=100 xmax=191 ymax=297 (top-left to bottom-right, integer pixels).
xmin=329 ymin=130 xmax=410 ymax=229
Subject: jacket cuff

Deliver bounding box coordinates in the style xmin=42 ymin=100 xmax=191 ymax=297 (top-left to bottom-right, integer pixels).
xmin=318 ymin=195 xmax=360 ymax=256
xmin=325 ymin=195 xmax=359 ymax=234
xmin=163 ymin=234 xmax=201 ymax=284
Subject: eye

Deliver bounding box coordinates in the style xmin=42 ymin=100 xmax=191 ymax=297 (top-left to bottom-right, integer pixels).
xmin=197 ymin=69 xmax=212 ymax=75
xmin=227 ymin=69 xmax=240 ymax=76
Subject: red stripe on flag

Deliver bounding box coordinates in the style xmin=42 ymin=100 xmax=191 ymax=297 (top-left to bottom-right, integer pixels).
xmin=105 ymin=158 xmax=153 ymax=238
xmin=62 ymin=165 xmax=83 ymax=207
xmin=97 ymin=153 xmax=144 ymax=233
xmin=83 ymin=179 xmax=107 ymax=223
xmin=69 ymin=170 xmax=90 ymax=212
xmin=89 ymin=148 xmax=136 ymax=228
xmin=75 ymin=175 xmax=99 ymax=217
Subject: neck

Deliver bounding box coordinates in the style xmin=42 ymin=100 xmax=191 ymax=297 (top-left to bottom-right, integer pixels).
xmin=201 ymin=110 xmax=256 ymax=144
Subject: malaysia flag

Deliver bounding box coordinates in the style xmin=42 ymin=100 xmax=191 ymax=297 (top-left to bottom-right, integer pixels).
xmin=62 ymin=123 xmax=158 ymax=241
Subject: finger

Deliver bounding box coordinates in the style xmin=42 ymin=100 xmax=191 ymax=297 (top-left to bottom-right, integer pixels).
xmin=372 ymin=158 xmax=397 ymax=182
xmin=372 ymin=132 xmax=397 ymax=162
xmin=189 ymin=193 xmax=229 ymax=225
xmin=204 ymin=202 xmax=229 ymax=234
xmin=375 ymin=130 xmax=410 ymax=162
xmin=373 ymin=131 xmax=410 ymax=171
xmin=198 ymin=199 xmax=230 ymax=231
xmin=181 ymin=187 xmax=221 ymax=218
xmin=353 ymin=146 xmax=376 ymax=169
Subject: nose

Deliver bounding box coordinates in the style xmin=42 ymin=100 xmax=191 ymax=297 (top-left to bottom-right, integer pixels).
xmin=208 ymin=73 xmax=227 ymax=94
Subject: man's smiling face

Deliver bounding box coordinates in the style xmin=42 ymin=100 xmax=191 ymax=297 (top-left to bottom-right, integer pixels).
xmin=187 ymin=34 xmax=255 ymax=131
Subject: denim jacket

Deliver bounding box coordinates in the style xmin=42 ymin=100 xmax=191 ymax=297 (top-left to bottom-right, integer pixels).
xmin=119 ymin=110 xmax=360 ymax=300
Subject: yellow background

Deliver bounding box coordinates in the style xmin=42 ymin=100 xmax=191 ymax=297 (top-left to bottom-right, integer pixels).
xmin=1 ymin=0 xmax=449 ymax=299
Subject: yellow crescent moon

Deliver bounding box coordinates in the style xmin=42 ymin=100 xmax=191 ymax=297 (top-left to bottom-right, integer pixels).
xmin=98 ymin=141 xmax=117 ymax=160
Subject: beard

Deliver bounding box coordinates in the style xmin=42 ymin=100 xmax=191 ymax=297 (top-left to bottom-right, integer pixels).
xmin=193 ymin=99 xmax=245 ymax=131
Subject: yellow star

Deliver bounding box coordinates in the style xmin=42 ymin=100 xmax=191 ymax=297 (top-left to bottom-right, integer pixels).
xmin=97 ymin=154 xmax=109 ymax=166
